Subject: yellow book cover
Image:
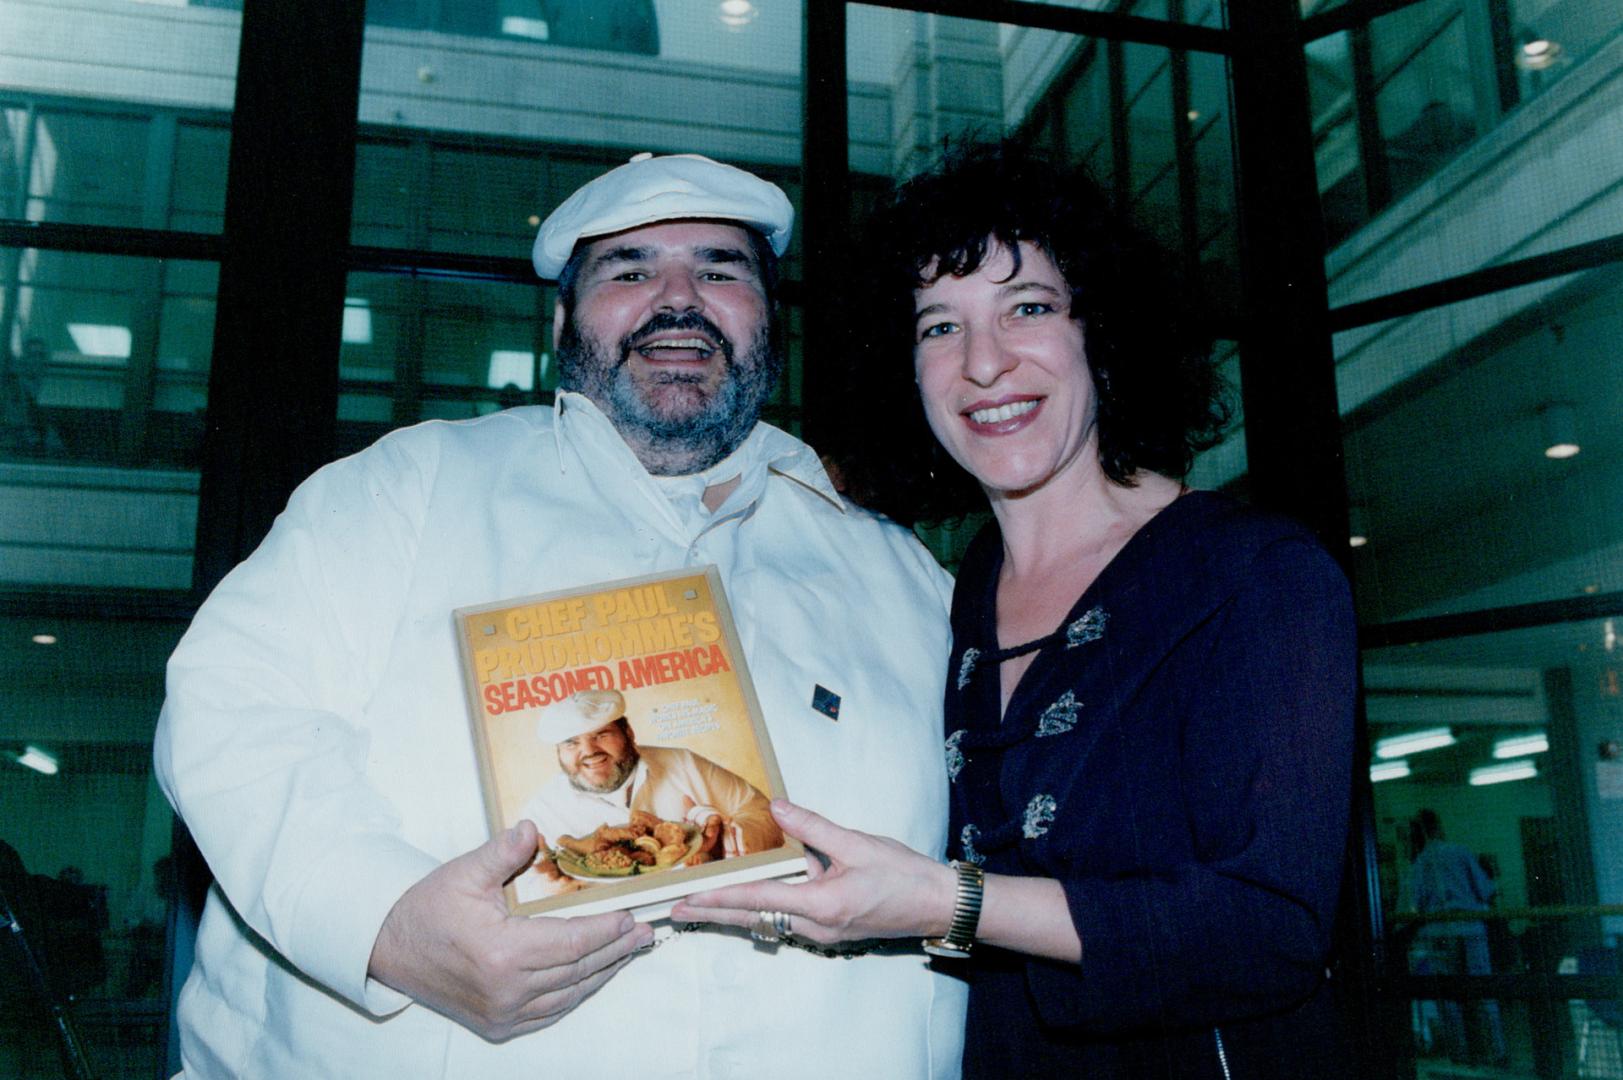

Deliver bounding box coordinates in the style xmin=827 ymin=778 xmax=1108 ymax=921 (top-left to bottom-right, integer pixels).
xmin=455 ymin=566 xmax=804 ymax=919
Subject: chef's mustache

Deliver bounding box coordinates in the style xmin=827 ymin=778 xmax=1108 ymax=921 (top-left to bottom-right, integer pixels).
xmin=621 ymin=311 xmax=732 ymax=358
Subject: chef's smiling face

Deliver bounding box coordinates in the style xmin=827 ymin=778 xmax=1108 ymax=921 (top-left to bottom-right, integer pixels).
xmin=554 ymin=220 xmax=780 ymax=475
xmin=558 ymin=719 xmax=639 ymax=794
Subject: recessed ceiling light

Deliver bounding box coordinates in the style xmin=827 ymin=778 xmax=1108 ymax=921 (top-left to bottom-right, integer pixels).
xmin=1374 ymin=727 xmax=1455 ymax=759
xmin=1370 ymin=761 xmax=1410 ymax=782
xmin=31 ymin=633 xmax=57 ymax=645
xmin=488 ymin=351 xmax=535 ymax=392
xmin=527 ymin=214 xmax=541 ymax=227
xmin=718 ymin=0 xmax=757 ymax=28
xmin=1492 ymin=733 xmax=1548 ymax=758
xmin=1584 ymin=584 xmax=1600 ymax=594
xmin=1186 ymin=109 xmax=1201 ymax=123
xmin=342 ymin=299 xmax=373 ymax=346
xmin=1347 ymin=505 xmax=1369 ymax=549
xmin=67 ymin=323 xmax=132 ymax=359
xmin=1469 ymin=759 xmax=1538 ymax=786
xmin=15 ymin=746 xmax=59 ymax=775
xmin=1516 ymin=37 xmax=1562 ymax=70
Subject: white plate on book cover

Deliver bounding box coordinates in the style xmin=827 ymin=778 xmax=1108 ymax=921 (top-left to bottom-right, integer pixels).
xmin=551 ymin=823 xmax=704 ymax=881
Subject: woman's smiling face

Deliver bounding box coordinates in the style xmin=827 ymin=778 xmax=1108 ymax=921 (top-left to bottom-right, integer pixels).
xmin=912 ymin=240 xmax=1099 ymax=500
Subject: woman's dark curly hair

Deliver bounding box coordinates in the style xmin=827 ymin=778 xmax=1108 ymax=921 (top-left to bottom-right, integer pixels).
xmin=830 ymin=140 xmax=1229 ymax=525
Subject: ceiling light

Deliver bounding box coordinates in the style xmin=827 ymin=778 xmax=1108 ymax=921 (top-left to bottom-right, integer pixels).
xmin=488 ymin=351 xmax=535 ymax=392
xmin=718 ymin=0 xmax=757 ymax=28
xmin=1374 ymin=726 xmax=1455 ymax=759
xmin=1370 ymin=760 xmax=1410 ymax=783
xmin=1492 ymin=733 xmax=1548 ymax=758
xmin=67 ymin=323 xmax=132 ymax=359
xmin=527 ymin=214 xmax=541 ymax=227
xmin=1186 ymin=109 xmax=1201 ymax=123
xmin=1541 ymin=403 xmax=1579 ymax=459
xmin=15 ymin=745 xmax=58 ymax=775
xmin=1516 ymin=36 xmax=1562 ymax=70
xmin=342 ymin=299 xmax=372 ymax=346
xmin=31 ymin=633 xmax=57 ymax=645
xmin=500 ymin=16 xmax=549 ymax=40
xmin=1470 ymin=759 xmax=1537 ymax=786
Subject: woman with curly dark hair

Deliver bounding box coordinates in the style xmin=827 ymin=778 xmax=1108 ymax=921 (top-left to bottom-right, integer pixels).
xmin=676 ymin=142 xmax=1357 ymax=1079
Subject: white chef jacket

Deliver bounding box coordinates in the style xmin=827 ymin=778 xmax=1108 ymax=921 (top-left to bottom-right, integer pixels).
xmin=154 ymin=393 xmax=966 ymax=1079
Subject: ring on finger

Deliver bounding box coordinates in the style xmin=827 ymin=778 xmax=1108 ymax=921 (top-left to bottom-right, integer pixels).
xmin=772 ymin=910 xmax=794 ymax=941
xmin=749 ymin=909 xmax=780 ymax=944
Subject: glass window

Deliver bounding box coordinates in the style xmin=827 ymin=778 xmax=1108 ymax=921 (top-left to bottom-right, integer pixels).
xmin=1336 ymin=268 xmax=1623 ymax=622
xmin=847 ymin=9 xmax=1232 ymax=269
xmin=1363 ymin=617 xmax=1623 ymax=1075
xmin=1019 ymin=0 xmax=1226 ymax=27
xmin=2 ymin=250 xmax=212 ymax=477
xmin=1187 ymin=49 xmax=1238 ymax=301
xmin=1370 ymin=0 xmax=1479 ymax=204
xmin=1306 ymin=30 xmax=1369 ymax=244
xmin=1 ymin=249 xmax=212 ymax=589
xmin=359 ymin=0 xmax=659 ymax=52
xmin=349 ymin=1 xmax=808 ymax=438
xmin=0 ymin=6 xmax=239 ymax=232
xmin=1320 ymin=2 xmax=1622 ymax=299
xmin=1343 ymin=251 xmax=1623 ymax=1074
xmin=1507 ymin=0 xmax=1616 ymax=102
xmin=0 ymin=613 xmax=187 ymax=1080
xmin=169 ymin=120 xmax=231 ymax=233
xmin=17 ymin=109 xmax=149 ymax=229
xmin=1062 ymin=42 xmax=1114 ymax=177
xmin=1123 ymin=43 xmax=1180 ymax=247
xmin=1186 ymin=339 xmax=1245 ymax=493
xmin=0 ymin=6 xmax=238 ymax=1074
xmin=428 ymin=145 xmax=550 ymax=258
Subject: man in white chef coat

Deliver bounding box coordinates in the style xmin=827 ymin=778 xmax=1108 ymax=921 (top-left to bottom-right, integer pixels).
xmin=155 ymin=152 xmax=966 ymax=1078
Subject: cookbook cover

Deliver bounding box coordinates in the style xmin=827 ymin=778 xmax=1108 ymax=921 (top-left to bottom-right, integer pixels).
xmin=455 ymin=566 xmax=803 ymax=918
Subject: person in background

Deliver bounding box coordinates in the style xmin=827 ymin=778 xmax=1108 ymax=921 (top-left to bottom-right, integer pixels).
xmin=1411 ymin=807 xmax=1507 ymax=1066
xmin=676 ymin=141 xmax=1358 ymax=1079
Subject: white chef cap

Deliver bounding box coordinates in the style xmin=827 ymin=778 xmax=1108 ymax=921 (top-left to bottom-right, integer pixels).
xmin=533 ymin=688 xmax=628 ymax=744
xmin=532 ymin=152 xmax=794 ymax=279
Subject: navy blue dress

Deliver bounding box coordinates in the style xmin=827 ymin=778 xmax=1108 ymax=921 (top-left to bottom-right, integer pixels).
xmin=944 ymin=492 xmax=1357 ymax=1079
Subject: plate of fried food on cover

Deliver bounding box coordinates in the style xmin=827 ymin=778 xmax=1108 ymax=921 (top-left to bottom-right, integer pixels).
xmin=551 ymin=809 xmax=719 ymax=881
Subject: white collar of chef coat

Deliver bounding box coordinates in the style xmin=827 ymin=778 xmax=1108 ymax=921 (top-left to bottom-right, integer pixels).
xmin=550 ymin=391 xmax=846 ymax=514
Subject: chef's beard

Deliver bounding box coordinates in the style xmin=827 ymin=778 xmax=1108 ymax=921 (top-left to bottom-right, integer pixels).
xmin=556 ymin=310 xmax=781 ymax=476
xmin=564 ymin=745 xmax=640 ymax=795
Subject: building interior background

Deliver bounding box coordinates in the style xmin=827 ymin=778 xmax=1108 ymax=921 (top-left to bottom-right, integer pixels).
xmin=1 ymin=0 xmax=1620 ymax=1077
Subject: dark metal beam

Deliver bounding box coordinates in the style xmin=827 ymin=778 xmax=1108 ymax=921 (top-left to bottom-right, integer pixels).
xmin=1359 ymin=589 xmax=1623 ymax=650
xmin=800 ymin=0 xmax=849 ymax=451
xmin=192 ymin=0 xmax=368 ymax=596
xmin=1228 ymin=3 xmax=1381 ymax=1074
xmin=1301 ymin=0 xmax=1430 ymax=42
xmin=853 ymin=0 xmax=1235 ymax=54
xmin=1327 ymin=233 xmax=1623 ymax=331
xmin=0 ymin=221 xmax=223 ymax=262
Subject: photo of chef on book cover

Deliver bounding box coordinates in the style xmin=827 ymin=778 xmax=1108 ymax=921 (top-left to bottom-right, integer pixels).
xmin=455 ymin=566 xmax=803 ymax=919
